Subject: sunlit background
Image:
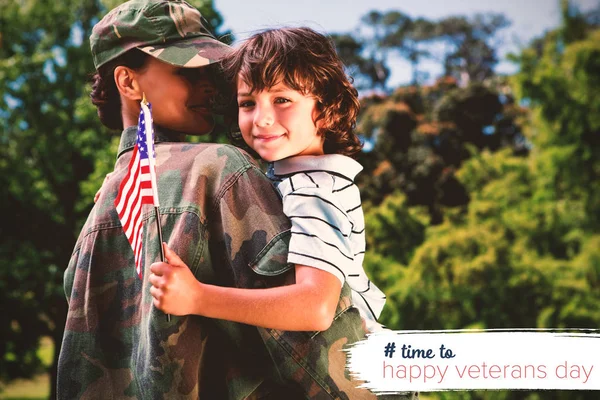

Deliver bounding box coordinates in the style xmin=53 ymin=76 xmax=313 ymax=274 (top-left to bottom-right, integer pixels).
xmin=216 ymin=0 xmax=599 ymax=85
xmin=1 ymin=0 xmax=599 ymax=399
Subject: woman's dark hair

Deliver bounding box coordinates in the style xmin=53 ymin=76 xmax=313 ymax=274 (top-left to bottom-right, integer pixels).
xmin=221 ymin=27 xmax=363 ymax=158
xmin=90 ymin=49 xmax=149 ymax=130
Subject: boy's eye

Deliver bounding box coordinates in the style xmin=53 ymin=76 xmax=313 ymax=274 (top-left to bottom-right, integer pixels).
xmin=274 ymin=97 xmax=291 ymax=104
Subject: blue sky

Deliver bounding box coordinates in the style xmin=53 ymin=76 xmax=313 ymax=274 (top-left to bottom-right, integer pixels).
xmin=215 ymin=0 xmax=598 ymax=86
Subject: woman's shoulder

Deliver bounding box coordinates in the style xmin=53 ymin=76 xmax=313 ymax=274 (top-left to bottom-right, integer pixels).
xmin=162 ymin=142 xmax=259 ymax=169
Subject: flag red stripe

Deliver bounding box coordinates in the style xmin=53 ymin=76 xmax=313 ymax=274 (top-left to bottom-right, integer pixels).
xmin=124 ymin=197 xmax=143 ymax=241
xmin=134 ymin=229 xmax=144 ymax=278
xmin=115 ymin=146 xmax=140 ymax=210
xmin=120 ymin=160 xmax=142 ymax=219
xmin=121 ymin=183 xmax=141 ymax=236
xmin=114 ymin=104 xmax=159 ymax=279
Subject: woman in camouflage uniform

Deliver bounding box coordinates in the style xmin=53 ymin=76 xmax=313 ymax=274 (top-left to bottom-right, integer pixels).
xmin=58 ymin=1 xmax=416 ymax=399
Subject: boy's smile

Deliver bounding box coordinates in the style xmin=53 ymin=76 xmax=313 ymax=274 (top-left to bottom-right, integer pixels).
xmin=254 ymin=133 xmax=285 ymax=142
xmin=237 ymin=80 xmax=324 ymax=162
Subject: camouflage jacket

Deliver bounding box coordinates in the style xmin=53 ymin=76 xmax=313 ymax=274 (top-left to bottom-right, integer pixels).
xmin=58 ymin=126 xmax=415 ymax=399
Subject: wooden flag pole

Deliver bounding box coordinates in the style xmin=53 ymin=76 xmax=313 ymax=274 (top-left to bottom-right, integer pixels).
xmin=154 ymin=208 xmax=169 ymax=323
xmin=142 ymin=93 xmax=170 ymax=323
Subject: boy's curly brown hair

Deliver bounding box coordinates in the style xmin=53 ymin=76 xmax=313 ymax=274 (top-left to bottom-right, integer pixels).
xmin=220 ymin=27 xmax=363 ymax=158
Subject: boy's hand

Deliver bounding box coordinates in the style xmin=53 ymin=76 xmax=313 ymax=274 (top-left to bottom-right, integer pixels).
xmin=149 ymin=243 xmax=202 ymax=316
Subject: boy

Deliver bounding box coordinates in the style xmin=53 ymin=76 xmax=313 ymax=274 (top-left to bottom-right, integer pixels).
xmin=150 ymin=27 xmax=386 ymax=333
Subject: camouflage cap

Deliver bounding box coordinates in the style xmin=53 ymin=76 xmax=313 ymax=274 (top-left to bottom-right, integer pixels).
xmin=90 ymin=0 xmax=231 ymax=69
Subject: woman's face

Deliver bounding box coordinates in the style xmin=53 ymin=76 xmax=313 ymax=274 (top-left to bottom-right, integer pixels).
xmin=134 ymin=58 xmax=216 ymax=136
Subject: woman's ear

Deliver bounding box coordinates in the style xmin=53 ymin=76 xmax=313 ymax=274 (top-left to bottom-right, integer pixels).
xmin=114 ymin=66 xmax=142 ymax=101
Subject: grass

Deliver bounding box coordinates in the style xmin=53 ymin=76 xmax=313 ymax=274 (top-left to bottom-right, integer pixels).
xmin=0 ymin=337 xmax=52 ymax=400
xmin=0 ymin=374 xmax=49 ymax=400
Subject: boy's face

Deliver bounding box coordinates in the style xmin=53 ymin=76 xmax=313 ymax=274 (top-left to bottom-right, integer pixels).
xmin=237 ymin=79 xmax=324 ymax=162
xmin=135 ymin=58 xmax=216 ymax=136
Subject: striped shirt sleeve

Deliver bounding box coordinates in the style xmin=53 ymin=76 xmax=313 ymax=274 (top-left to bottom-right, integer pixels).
xmin=282 ymin=185 xmax=354 ymax=285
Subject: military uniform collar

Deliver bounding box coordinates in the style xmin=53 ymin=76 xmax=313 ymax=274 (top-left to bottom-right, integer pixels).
xmin=270 ymin=154 xmax=363 ymax=181
xmin=117 ymin=125 xmax=186 ymax=159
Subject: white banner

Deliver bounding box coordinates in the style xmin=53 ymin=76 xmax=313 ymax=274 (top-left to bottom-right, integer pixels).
xmin=346 ymin=329 xmax=600 ymax=393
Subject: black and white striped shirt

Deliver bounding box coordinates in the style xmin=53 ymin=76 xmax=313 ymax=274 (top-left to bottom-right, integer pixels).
xmin=268 ymin=154 xmax=386 ymax=323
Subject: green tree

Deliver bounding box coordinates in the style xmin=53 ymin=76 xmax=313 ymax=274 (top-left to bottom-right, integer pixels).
xmin=333 ymin=10 xmax=510 ymax=89
xmin=331 ymin=32 xmax=390 ymax=90
xmin=510 ymin=0 xmax=600 ymax=231
xmin=360 ymin=11 xmax=435 ymax=86
xmin=433 ymin=13 xmax=510 ymax=84
xmin=356 ymin=77 xmax=523 ymax=224
xmin=365 ymin=4 xmax=599 ymax=399
xmin=0 ymin=1 xmax=229 ymax=397
xmin=343 ymin=10 xmax=522 ymax=224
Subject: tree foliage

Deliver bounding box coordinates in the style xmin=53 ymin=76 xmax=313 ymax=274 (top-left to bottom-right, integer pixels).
xmin=361 ymin=5 xmax=600 ymax=399
xmin=332 ymin=8 xmax=524 ymax=224
xmin=355 ymin=77 xmax=525 ymax=224
xmin=332 ymin=10 xmax=509 ymax=88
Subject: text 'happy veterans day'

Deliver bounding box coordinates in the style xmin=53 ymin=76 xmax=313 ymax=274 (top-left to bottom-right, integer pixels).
xmin=381 ymin=343 xmax=594 ymax=385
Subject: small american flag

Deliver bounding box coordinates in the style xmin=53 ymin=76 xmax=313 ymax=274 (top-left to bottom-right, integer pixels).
xmin=114 ymin=101 xmax=160 ymax=279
